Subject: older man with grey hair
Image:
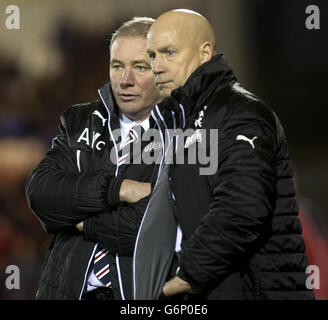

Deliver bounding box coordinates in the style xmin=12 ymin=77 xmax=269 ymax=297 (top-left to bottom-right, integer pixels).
xmin=26 ymin=17 xmax=161 ymax=300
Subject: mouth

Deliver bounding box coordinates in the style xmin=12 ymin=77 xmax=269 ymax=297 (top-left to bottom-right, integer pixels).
xmin=118 ymin=93 xmax=138 ymax=101
xmin=156 ymin=81 xmax=172 ymax=88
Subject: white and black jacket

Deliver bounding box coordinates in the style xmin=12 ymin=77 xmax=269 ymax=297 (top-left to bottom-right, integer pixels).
xmin=25 ymin=81 xmax=158 ymax=299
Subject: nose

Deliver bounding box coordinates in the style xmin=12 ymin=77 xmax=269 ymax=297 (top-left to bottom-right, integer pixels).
xmin=152 ymin=56 xmax=165 ymax=75
xmin=120 ymin=68 xmax=135 ymax=88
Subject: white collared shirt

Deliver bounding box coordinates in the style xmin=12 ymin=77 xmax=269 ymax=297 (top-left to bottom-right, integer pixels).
xmin=86 ymin=113 xmax=150 ymax=292
xmin=119 ymin=114 xmax=150 ymax=148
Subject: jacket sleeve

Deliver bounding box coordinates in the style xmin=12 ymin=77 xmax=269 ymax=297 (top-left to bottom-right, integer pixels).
xmin=177 ymin=104 xmax=277 ymax=288
xmin=25 ymin=113 xmax=123 ymax=234
xmin=83 ymin=196 xmax=149 ymax=256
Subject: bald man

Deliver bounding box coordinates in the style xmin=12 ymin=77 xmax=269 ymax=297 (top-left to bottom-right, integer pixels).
xmin=147 ymin=9 xmax=216 ymax=99
xmin=133 ymin=9 xmax=314 ymax=300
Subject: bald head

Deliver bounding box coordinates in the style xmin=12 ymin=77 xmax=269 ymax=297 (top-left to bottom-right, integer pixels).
xmin=147 ymin=9 xmax=216 ymax=98
xmin=155 ymin=10 xmax=216 ymax=53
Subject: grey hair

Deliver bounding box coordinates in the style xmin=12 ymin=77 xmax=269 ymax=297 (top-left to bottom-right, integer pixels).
xmin=109 ymin=16 xmax=155 ymax=49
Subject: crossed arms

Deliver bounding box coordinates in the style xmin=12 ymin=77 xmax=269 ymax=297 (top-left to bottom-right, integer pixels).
xmin=25 ymin=119 xmax=150 ymax=256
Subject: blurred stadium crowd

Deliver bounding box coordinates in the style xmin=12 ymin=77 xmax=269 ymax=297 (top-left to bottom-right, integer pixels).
xmin=0 ymin=21 xmax=111 ymax=299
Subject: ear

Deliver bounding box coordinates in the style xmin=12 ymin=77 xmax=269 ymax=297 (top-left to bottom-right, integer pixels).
xmin=199 ymin=41 xmax=213 ymax=64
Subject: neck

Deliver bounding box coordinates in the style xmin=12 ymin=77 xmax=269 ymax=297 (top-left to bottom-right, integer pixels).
xmin=121 ymin=111 xmax=150 ymax=123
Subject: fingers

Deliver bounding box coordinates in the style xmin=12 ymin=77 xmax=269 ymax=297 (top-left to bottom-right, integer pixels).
xmin=119 ymin=179 xmax=151 ymax=203
xmin=162 ymin=276 xmax=191 ymax=297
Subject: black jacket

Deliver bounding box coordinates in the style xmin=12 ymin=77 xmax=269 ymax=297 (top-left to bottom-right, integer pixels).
xmin=134 ymin=54 xmax=314 ymax=299
xmin=25 ymin=81 xmax=155 ymax=299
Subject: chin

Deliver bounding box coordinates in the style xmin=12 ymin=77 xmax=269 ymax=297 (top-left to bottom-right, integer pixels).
xmin=122 ymin=107 xmax=150 ymax=120
xmin=159 ymin=89 xmax=172 ymax=99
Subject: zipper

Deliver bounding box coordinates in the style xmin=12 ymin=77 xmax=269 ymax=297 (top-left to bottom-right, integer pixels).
xmin=75 ymin=149 xmax=98 ymax=299
xmin=98 ymin=89 xmax=119 ymax=177
xmin=76 ymin=150 xmax=81 ymax=172
xmin=178 ymin=104 xmax=186 ymax=129
xmin=78 ymin=243 xmax=98 ymax=300
xmin=116 ymin=254 xmax=125 ymax=300
xmin=98 ymin=88 xmax=125 ymax=300
xmin=132 ymin=105 xmax=175 ymax=299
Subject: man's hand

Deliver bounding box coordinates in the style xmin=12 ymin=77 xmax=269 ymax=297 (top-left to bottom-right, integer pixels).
xmin=75 ymin=221 xmax=84 ymax=232
xmin=75 ymin=180 xmax=150 ymax=231
xmin=119 ymin=179 xmax=151 ymax=203
xmin=162 ymin=276 xmax=202 ymax=297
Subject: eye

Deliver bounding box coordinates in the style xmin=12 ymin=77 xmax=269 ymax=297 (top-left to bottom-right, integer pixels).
xmin=136 ymin=65 xmax=147 ymax=71
xmin=148 ymin=52 xmax=156 ymax=60
xmin=167 ymin=50 xmax=175 ymax=56
xmin=111 ymin=64 xmax=122 ymax=71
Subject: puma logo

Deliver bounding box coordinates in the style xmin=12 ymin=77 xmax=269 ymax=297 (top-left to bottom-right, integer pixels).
xmin=236 ymin=135 xmax=257 ymax=149
xmin=92 ymin=110 xmax=107 ymax=126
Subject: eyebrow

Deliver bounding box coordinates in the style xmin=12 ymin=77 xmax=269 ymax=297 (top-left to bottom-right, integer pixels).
xmin=149 ymin=45 xmax=177 ymax=54
xmin=110 ymin=58 xmax=122 ymax=65
xmin=110 ymin=59 xmax=150 ymax=66
xmin=132 ymin=59 xmax=150 ymax=66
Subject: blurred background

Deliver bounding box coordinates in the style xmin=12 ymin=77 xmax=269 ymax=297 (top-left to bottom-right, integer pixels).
xmin=0 ymin=0 xmax=327 ymax=299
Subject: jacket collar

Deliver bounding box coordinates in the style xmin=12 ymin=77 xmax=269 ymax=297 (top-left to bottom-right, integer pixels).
xmin=98 ymin=79 xmax=117 ymax=114
xmin=98 ymin=79 xmax=122 ymax=132
xmin=167 ymin=54 xmax=237 ymax=119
